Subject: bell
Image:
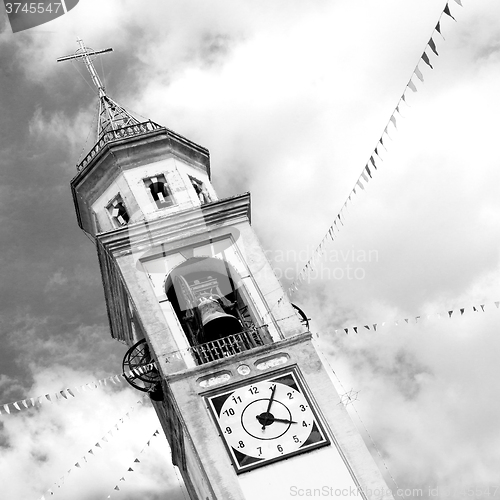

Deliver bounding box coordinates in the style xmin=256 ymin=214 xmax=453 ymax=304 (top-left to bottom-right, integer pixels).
xmin=198 ymin=297 xmax=242 ymax=342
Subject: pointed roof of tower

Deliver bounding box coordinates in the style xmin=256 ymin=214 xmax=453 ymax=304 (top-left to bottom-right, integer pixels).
xmin=57 ymin=38 xmax=161 ymax=170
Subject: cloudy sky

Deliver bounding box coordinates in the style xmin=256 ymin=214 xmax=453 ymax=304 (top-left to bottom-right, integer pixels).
xmin=1 ymin=0 xmax=499 ymax=498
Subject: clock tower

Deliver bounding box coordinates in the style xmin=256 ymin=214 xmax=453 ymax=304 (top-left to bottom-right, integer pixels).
xmin=63 ymin=40 xmax=395 ymax=500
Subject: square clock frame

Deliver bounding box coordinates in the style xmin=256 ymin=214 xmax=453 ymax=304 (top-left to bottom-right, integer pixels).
xmin=204 ymin=366 xmax=330 ymax=474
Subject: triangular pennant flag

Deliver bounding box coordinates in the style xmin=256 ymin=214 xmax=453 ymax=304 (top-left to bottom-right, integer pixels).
xmin=408 ymin=80 xmax=417 ymax=92
xmin=344 ymin=328 xmax=349 ymax=334
xmin=453 ymin=0 xmax=462 ymax=5
xmin=153 ymin=430 xmax=160 ymax=436
xmin=13 ymin=402 xmax=21 ymax=411
xmin=353 ymin=327 xmax=358 ymax=334
xmin=422 ymin=52 xmax=433 ymax=69
xmin=390 ymin=115 xmax=397 ymax=129
xmin=428 ymin=38 xmax=439 ymax=56
xmin=3 ymin=404 xmax=10 ymax=414
xmin=30 ymin=397 xmax=36 ymax=406
xmin=75 ymin=462 xmax=81 ymax=468
xmin=379 ymin=136 xmax=387 ymax=151
xmin=370 ymin=156 xmax=377 ymax=169
xmin=473 ymin=306 xmax=478 ymax=312
xmin=45 ymin=394 xmax=52 ymax=402
xmin=356 ymin=179 xmax=364 ymax=191
xmin=59 ymin=390 xmax=68 ymax=400
xmin=102 ymin=436 xmax=108 ymax=442
xmin=22 ymin=400 xmax=29 ymax=409
xmin=460 ymin=308 xmax=465 ymax=315
xmin=415 ymin=316 xmax=421 ymax=323
xmin=448 ymin=310 xmax=453 ymax=318
xmin=119 ymin=477 xmax=125 ymax=482
xmin=366 ymin=165 xmax=372 ymax=178
xmin=95 ymin=443 xmax=102 ymax=448
xmin=364 ymin=325 xmax=370 ymax=330
xmin=374 ymin=147 xmax=380 ymax=157
xmin=373 ymin=324 xmax=377 ymax=331
xmin=361 ymin=171 xmax=369 ymax=183
xmin=414 ymin=67 xmax=424 ymax=82
xmin=89 ymin=449 xmax=94 ymax=455
xmin=66 ymin=388 xmax=75 ymax=398
xmin=444 ymin=3 xmax=456 ymax=21
xmin=110 ymin=377 xmax=118 ymax=385
xmin=435 ymin=21 xmax=442 ymax=36
xmin=134 ymin=458 xmax=140 ymax=463
xmin=114 ymin=486 xmax=120 ymax=491
xmin=404 ymin=319 xmax=409 ymax=324
xmin=480 ymin=304 xmax=485 ymax=312
xmin=495 ymin=301 xmax=500 ymax=309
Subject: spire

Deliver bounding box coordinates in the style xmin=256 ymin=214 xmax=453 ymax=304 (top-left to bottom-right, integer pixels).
xmin=57 ymin=38 xmax=141 ymax=140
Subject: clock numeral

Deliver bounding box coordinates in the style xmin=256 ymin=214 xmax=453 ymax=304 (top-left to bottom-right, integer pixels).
xmin=223 ymin=408 xmax=235 ymax=416
xmin=293 ymin=435 xmax=300 ymax=443
xmin=302 ymin=421 xmax=308 ymax=427
xmin=232 ymin=395 xmax=242 ymax=404
xmin=299 ymin=404 xmax=307 ymax=412
xmin=257 ymin=446 xmax=262 ymax=456
xmin=287 ymin=392 xmax=293 ymax=399
xmin=248 ymin=386 xmax=259 ymax=395
xmin=225 ymin=426 xmax=232 ymax=434
xmin=277 ymin=444 xmax=283 ymax=453
xmin=237 ymin=440 xmax=245 ymax=449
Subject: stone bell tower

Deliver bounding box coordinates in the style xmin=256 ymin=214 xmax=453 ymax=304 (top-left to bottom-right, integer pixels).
xmin=61 ymin=40 xmax=394 ymax=500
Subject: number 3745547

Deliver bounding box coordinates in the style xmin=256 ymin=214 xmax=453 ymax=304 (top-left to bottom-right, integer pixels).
xmin=5 ymin=3 xmax=63 ymax=14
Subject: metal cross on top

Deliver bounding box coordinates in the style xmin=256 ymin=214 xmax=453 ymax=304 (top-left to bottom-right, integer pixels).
xmin=57 ymin=38 xmax=141 ymax=141
xmin=57 ymin=37 xmax=113 ymax=97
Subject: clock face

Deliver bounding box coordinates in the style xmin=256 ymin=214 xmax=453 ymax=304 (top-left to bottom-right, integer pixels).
xmin=205 ymin=368 xmax=330 ymax=473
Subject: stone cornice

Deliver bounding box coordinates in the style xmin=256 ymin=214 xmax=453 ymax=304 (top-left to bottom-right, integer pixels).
xmin=97 ymin=193 xmax=251 ymax=257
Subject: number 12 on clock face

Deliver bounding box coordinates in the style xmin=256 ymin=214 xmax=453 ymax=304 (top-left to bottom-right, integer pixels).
xmin=205 ymin=369 xmax=330 ymax=473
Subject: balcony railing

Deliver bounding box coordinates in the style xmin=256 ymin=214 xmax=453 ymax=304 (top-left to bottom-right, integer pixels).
xmin=165 ymin=327 xmax=269 ymax=366
xmin=77 ymin=120 xmax=162 ymax=172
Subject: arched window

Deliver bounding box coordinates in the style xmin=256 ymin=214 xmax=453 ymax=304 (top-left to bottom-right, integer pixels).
xmin=144 ymin=175 xmax=173 ymax=208
xmin=107 ymin=195 xmax=130 ymax=227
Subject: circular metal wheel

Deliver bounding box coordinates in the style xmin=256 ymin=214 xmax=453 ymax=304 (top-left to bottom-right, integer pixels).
xmin=291 ymin=303 xmax=310 ymax=331
xmin=122 ymin=339 xmax=161 ymax=392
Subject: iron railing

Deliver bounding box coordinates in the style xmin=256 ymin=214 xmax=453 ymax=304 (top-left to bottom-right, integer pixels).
xmin=77 ymin=120 xmax=162 ymax=172
xmin=164 ymin=328 xmax=268 ymax=366
xmin=192 ymin=329 xmax=267 ymax=364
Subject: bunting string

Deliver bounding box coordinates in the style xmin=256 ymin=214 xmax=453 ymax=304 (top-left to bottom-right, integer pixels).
xmin=105 ymin=429 xmax=162 ymax=498
xmin=0 ymin=363 xmax=156 ymax=416
xmin=329 ymin=299 xmax=498 ymax=336
xmin=38 ymin=396 xmax=149 ymax=499
xmin=285 ymin=0 xmax=462 ymax=298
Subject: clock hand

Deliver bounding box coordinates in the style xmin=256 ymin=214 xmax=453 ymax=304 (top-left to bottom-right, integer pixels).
xmin=256 ymin=415 xmax=297 ymax=425
xmin=272 ymin=418 xmax=297 ymax=424
xmin=262 ymin=384 xmax=277 ymax=430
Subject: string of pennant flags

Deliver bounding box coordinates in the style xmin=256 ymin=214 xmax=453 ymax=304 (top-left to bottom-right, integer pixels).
xmin=105 ymin=429 xmax=162 ymax=498
xmin=0 ymin=362 xmax=156 ymax=416
xmin=285 ymin=0 xmax=463 ymax=299
xmin=39 ymin=396 xmax=149 ymax=500
xmin=331 ymin=299 xmax=499 ymax=336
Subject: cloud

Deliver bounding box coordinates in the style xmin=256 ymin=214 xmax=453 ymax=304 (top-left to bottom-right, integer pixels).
xmin=0 ymin=365 xmax=182 ymax=499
